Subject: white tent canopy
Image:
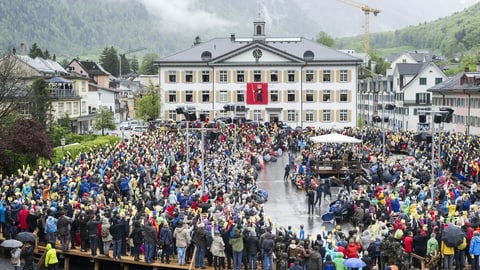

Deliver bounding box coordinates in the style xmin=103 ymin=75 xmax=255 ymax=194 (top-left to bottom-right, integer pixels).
xmin=310 ymin=132 xmax=362 ymax=144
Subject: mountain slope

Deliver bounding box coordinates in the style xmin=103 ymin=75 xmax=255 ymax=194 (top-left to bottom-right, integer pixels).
xmin=337 ymin=2 xmax=480 ymax=56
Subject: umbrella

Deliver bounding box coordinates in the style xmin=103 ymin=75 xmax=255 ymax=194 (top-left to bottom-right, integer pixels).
xmin=15 ymin=232 xmax=36 ymax=243
xmin=441 ymin=224 xmax=464 ymax=247
xmin=344 ymin=258 xmax=366 ymax=268
xmin=0 ymin=239 xmax=23 ymax=249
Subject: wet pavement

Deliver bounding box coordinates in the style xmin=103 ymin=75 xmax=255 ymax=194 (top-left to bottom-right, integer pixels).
xmin=257 ymin=152 xmax=352 ymax=237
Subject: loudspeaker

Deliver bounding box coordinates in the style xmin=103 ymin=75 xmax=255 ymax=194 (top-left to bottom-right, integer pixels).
xmin=200 ymin=114 xmax=207 ymax=122
xmin=187 ymin=112 xmax=196 ymax=121
xmin=434 ymin=114 xmax=442 ymax=124
xmin=425 ymin=135 xmax=432 ymax=143
xmin=419 ymin=114 xmax=426 ymax=123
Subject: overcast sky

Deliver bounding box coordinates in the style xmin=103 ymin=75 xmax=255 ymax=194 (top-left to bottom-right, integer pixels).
xmin=137 ymin=0 xmax=480 ymax=39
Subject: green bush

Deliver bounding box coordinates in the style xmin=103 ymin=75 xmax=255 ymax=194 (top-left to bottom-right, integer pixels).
xmin=39 ymin=135 xmax=121 ymax=167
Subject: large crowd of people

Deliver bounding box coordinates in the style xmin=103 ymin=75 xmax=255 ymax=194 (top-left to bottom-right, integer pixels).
xmin=1 ymin=122 xmax=480 ymax=270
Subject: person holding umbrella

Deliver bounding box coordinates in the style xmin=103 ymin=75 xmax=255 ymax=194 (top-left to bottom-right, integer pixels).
xmin=10 ymin=246 xmax=21 ymax=270
xmin=21 ymin=242 xmax=36 ymax=270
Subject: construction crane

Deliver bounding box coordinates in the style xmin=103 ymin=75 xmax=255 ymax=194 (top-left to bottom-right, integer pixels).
xmin=337 ymin=0 xmax=380 ymax=53
xmin=119 ymin=47 xmax=147 ymax=78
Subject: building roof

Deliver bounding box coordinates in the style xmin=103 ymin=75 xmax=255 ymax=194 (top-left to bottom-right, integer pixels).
xmin=429 ymin=72 xmax=480 ymax=93
xmin=79 ymin=60 xmax=111 ymax=76
xmin=16 ymin=55 xmax=68 ymax=75
xmin=157 ymin=36 xmax=360 ymax=64
xmin=396 ymin=63 xmax=424 ymax=75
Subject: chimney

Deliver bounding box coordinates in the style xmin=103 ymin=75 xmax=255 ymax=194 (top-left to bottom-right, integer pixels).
xmin=465 ymin=66 xmax=469 ymax=72
xmin=20 ymin=43 xmax=24 ymax=55
xmin=12 ymin=48 xmax=16 ymax=55
xmin=230 ymin=33 xmax=235 ymax=42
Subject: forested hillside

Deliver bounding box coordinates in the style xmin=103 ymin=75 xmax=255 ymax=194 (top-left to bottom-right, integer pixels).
xmin=0 ymin=0 xmax=179 ymax=58
xmin=337 ymin=2 xmax=480 ymax=57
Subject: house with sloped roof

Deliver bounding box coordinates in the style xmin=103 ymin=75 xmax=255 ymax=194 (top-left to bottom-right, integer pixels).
xmin=392 ymin=61 xmax=447 ymax=131
xmin=428 ymin=64 xmax=480 ymax=135
xmin=154 ymin=19 xmax=362 ymax=128
xmin=0 ymin=53 xmax=93 ymax=133
xmin=67 ymin=59 xmax=110 ymax=88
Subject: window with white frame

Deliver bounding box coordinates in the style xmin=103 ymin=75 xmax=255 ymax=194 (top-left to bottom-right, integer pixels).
xmin=340 ymin=109 xmax=348 ymax=121
xmin=416 ymin=93 xmax=430 ymax=104
xmin=306 ymin=90 xmax=314 ymax=102
xmin=306 ymin=110 xmax=313 ymax=122
xmin=219 ymin=90 xmax=227 ymax=103
xmin=340 ymin=70 xmax=348 ymax=82
xmin=270 ymin=70 xmax=278 ymax=82
xmin=287 ymin=110 xmax=296 ymax=122
xmin=58 ymin=103 xmax=64 ymax=115
xmin=73 ymin=102 xmax=79 ymax=114
xmin=419 ymin=77 xmax=427 ymax=85
xmin=66 ymin=102 xmax=72 ymax=114
xmin=237 ymin=90 xmax=245 ymax=102
xmin=202 ymin=70 xmax=210 ymax=82
xmin=270 ymin=90 xmax=278 ymax=102
xmin=185 ymin=71 xmax=193 ymax=82
xmin=237 ymin=70 xmax=244 ymax=82
xmin=323 ymin=110 xmax=331 ymax=121
xmin=340 ymin=89 xmax=348 ymax=102
xmin=323 ymin=90 xmax=331 ymax=102
xmin=220 ymin=70 xmax=228 ymax=83
xmin=287 ymin=90 xmax=295 ymax=102
xmin=168 ymin=90 xmax=176 ymax=102
xmin=253 ymin=110 xmax=262 ymax=121
xmin=288 ymin=70 xmax=295 ymax=82
xmin=168 ymin=71 xmax=176 ymax=83
xmin=254 ymin=70 xmax=261 ymax=82
xmin=202 ymin=90 xmax=210 ymax=102
xmin=168 ymin=110 xmax=177 ymax=121
xmin=186 ymin=90 xmax=193 ymax=102
xmin=306 ymin=70 xmax=314 ymax=82
xmin=323 ymin=70 xmax=331 ymax=82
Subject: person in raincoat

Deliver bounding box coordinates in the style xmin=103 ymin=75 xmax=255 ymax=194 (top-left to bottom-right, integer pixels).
xmin=44 ymin=243 xmax=59 ymax=270
xmin=469 ymin=231 xmax=480 ymax=270
xmin=333 ymin=252 xmax=345 ymax=270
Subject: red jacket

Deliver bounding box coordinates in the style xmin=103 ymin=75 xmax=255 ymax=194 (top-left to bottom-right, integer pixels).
xmin=345 ymin=242 xmax=359 ymax=258
xmin=404 ymin=235 xmax=413 ymax=253
xmin=18 ymin=208 xmax=30 ymax=230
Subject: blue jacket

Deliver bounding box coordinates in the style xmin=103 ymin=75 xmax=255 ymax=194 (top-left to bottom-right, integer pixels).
xmin=470 ymin=235 xmax=480 ymax=255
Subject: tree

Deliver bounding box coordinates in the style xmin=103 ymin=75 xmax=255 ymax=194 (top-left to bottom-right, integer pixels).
xmin=316 ymin=31 xmax=335 ymax=48
xmin=28 ymin=43 xmax=44 ymax=58
xmin=100 ymin=46 xmax=120 ymax=77
xmin=29 ymin=78 xmax=52 ymax=129
xmin=93 ymin=106 xmax=116 ymax=135
xmin=135 ymin=81 xmax=160 ymax=121
xmin=6 ymin=118 xmax=54 ymax=159
xmin=120 ymin=53 xmax=130 ymax=76
xmin=130 ymin=55 xmax=139 ymax=72
xmin=139 ymin=53 xmax=159 ymax=75
xmin=0 ymin=52 xmax=27 ymax=123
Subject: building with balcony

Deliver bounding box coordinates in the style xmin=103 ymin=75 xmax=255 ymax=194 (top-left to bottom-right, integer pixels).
xmin=155 ymin=19 xmax=362 ymax=128
xmin=428 ymin=65 xmax=480 ymax=135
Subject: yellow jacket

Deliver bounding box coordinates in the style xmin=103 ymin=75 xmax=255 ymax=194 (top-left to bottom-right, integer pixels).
xmin=441 ymin=241 xmax=454 ymax=255
xmin=45 ymin=243 xmax=59 ymax=267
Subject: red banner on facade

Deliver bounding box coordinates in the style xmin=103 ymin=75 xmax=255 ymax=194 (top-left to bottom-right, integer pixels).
xmin=246 ymin=82 xmax=268 ymax=105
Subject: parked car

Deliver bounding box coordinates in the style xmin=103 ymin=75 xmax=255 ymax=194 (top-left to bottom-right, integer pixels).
xmin=119 ymin=121 xmax=131 ymax=130
xmin=131 ymin=125 xmax=148 ymax=136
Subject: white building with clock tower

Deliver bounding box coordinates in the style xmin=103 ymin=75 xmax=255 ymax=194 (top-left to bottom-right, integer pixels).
xmin=155 ymin=19 xmax=362 ymax=128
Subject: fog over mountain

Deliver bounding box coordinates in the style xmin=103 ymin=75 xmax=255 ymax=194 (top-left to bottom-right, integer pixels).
xmin=139 ymin=0 xmax=480 ymax=39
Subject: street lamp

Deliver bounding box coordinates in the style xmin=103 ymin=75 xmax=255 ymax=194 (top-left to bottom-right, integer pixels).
xmin=60 ymin=136 xmax=66 ymax=157
xmin=418 ymin=108 xmax=454 ymax=200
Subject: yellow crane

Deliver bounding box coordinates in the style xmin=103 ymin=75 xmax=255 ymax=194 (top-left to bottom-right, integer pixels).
xmin=337 ymin=0 xmax=380 ymax=53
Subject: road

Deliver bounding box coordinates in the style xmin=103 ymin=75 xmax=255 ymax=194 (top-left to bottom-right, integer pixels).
xmin=257 ymin=152 xmax=351 ymax=237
